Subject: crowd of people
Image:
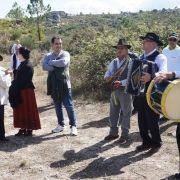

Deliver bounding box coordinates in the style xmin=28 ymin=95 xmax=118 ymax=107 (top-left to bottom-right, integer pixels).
xmin=0 ymin=32 xmax=179 ymax=177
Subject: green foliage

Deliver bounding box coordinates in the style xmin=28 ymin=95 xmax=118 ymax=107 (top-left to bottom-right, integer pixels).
xmin=6 ymin=2 xmax=24 ymax=20
xmin=20 ymin=35 xmax=36 ymax=50
xmin=1 ymin=7 xmax=180 ymax=100
xmin=10 ymin=29 xmax=22 ymax=41
xmin=27 ymin=0 xmax=51 ymax=41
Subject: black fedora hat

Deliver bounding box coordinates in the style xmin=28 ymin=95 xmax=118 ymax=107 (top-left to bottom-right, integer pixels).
xmin=0 ymin=55 xmax=3 ymax=61
xmin=140 ymin=32 xmax=163 ymax=46
xmin=112 ymin=38 xmax=131 ymax=49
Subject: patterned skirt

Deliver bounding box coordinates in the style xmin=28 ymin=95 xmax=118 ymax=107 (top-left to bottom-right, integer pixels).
xmin=13 ymin=88 xmax=41 ymax=130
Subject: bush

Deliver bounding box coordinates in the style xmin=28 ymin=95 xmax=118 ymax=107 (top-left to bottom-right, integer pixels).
xmin=10 ymin=29 xmax=21 ymax=41
xmin=20 ymin=35 xmax=36 ymax=50
xmin=71 ymin=35 xmax=116 ymax=100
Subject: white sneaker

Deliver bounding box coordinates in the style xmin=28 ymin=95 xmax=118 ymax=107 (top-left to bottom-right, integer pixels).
xmin=70 ymin=126 xmax=78 ymax=136
xmin=52 ymin=125 xmax=65 ymax=133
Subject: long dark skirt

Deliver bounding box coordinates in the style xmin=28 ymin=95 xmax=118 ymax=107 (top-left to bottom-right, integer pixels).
xmin=13 ymin=88 xmax=41 ymax=130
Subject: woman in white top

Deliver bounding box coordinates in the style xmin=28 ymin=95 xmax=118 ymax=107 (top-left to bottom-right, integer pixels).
xmin=0 ymin=56 xmax=11 ymax=141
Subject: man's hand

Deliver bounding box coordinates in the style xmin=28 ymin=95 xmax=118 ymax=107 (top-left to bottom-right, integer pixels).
xmin=5 ymin=69 xmax=13 ymax=76
xmin=140 ymin=73 xmax=151 ymax=84
xmin=113 ymin=80 xmax=122 ymax=89
xmin=154 ymin=72 xmax=174 ymax=83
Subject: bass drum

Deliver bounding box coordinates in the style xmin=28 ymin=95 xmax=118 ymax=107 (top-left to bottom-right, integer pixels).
xmin=146 ymin=79 xmax=180 ymax=121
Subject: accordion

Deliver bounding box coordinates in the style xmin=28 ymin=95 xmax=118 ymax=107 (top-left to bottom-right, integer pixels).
xmin=126 ymin=59 xmax=157 ymax=95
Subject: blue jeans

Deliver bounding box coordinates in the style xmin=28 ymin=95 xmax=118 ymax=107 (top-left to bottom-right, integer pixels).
xmin=53 ymin=89 xmax=77 ymax=127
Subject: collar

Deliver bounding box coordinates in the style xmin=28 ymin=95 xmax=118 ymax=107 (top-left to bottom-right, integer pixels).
xmin=168 ymin=45 xmax=180 ymax=50
xmin=52 ymin=50 xmax=63 ymax=57
xmin=144 ymin=48 xmax=157 ymax=57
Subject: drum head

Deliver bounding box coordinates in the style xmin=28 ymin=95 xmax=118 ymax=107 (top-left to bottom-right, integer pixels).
xmin=162 ymin=79 xmax=180 ymax=121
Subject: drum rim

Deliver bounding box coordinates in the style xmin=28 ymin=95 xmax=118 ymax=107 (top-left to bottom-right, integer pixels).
xmin=146 ymin=79 xmax=161 ymax=115
xmin=161 ymin=79 xmax=180 ymax=121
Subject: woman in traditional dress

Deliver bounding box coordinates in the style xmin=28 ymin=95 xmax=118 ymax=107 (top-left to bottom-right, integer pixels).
xmin=9 ymin=47 xmax=41 ymax=136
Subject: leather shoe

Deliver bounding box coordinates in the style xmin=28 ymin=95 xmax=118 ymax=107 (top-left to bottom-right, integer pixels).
xmin=15 ymin=129 xmax=26 ymax=136
xmin=136 ymin=143 xmax=151 ymax=151
xmin=104 ymin=134 xmax=119 ymax=140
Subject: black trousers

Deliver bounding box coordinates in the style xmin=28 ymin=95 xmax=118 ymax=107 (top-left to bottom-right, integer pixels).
xmin=177 ymin=123 xmax=180 ymax=154
xmin=0 ymin=105 xmax=5 ymax=138
xmin=136 ymin=95 xmax=161 ymax=145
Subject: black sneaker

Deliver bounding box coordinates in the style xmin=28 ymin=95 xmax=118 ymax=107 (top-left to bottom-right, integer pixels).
xmin=136 ymin=143 xmax=151 ymax=151
xmin=118 ymin=136 xmax=130 ymax=144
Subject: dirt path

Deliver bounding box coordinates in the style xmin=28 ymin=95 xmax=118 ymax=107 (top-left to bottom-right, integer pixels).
xmin=0 ymin=94 xmax=179 ymax=180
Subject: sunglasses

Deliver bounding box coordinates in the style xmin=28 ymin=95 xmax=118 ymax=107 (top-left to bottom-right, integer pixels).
xmin=168 ymin=38 xmax=177 ymax=42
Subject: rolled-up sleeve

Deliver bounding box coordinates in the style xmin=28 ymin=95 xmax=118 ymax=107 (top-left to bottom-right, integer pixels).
xmin=42 ymin=54 xmax=54 ymax=71
xmin=155 ymin=54 xmax=167 ymax=76
xmin=104 ymin=61 xmax=114 ymax=79
xmin=48 ymin=51 xmax=70 ymax=67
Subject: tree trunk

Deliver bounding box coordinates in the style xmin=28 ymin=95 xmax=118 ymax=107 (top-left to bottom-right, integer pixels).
xmin=36 ymin=14 xmax=41 ymax=41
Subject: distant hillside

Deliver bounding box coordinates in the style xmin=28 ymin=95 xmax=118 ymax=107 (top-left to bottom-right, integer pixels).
xmin=0 ymin=8 xmax=179 ymax=99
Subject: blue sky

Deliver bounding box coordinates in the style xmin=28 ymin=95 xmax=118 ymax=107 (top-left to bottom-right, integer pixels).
xmin=0 ymin=0 xmax=179 ymax=18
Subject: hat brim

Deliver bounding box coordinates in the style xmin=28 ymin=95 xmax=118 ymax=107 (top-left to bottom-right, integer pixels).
xmin=168 ymin=35 xmax=178 ymax=39
xmin=139 ymin=36 xmax=163 ymax=46
xmin=112 ymin=44 xmax=131 ymax=49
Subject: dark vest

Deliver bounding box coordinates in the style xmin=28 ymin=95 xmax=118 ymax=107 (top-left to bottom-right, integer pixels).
xmin=140 ymin=50 xmax=160 ymax=92
xmin=13 ymin=54 xmax=18 ymax=79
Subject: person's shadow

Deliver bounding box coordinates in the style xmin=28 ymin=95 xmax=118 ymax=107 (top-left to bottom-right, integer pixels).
xmin=50 ymin=139 xmax=157 ymax=179
xmin=38 ymin=103 xmax=54 ymax=113
xmin=80 ymin=117 xmax=109 ymax=129
xmin=50 ymin=140 xmax=117 ymax=168
xmin=0 ymin=133 xmax=68 ymax=152
xmin=160 ymin=173 xmax=180 ymax=180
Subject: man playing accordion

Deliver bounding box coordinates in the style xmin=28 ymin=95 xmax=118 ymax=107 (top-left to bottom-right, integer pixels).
xmin=135 ymin=32 xmax=167 ymax=151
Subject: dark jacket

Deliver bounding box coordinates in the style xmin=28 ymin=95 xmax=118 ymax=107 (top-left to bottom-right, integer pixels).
xmin=47 ymin=66 xmax=68 ymax=102
xmin=9 ymin=60 xmax=35 ymax=108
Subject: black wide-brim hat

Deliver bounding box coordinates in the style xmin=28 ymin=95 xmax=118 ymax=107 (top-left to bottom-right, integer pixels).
xmin=0 ymin=55 xmax=3 ymax=61
xmin=140 ymin=32 xmax=163 ymax=46
xmin=112 ymin=38 xmax=131 ymax=49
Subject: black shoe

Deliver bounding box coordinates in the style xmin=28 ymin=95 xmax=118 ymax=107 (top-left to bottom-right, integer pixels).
xmin=150 ymin=143 xmax=162 ymax=152
xmin=15 ymin=129 xmax=26 ymax=136
xmin=175 ymin=173 xmax=180 ymax=178
xmin=24 ymin=130 xmax=33 ymax=136
xmin=118 ymin=135 xmax=130 ymax=144
xmin=0 ymin=137 xmax=9 ymax=142
xmin=136 ymin=143 xmax=151 ymax=151
xmin=104 ymin=134 xmax=119 ymax=141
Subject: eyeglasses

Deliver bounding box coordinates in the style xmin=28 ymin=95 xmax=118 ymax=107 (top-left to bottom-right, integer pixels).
xmin=168 ymin=38 xmax=177 ymax=42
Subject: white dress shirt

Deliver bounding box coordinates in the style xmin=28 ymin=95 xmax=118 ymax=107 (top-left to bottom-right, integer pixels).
xmin=143 ymin=49 xmax=167 ymax=75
